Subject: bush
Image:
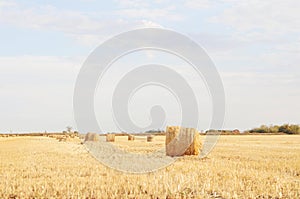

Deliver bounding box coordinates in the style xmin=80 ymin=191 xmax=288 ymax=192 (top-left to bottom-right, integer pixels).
xmin=249 ymin=124 xmax=300 ymax=134
xmin=279 ymin=124 xmax=300 ymax=134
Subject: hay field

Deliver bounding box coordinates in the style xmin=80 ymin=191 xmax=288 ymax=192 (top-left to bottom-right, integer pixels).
xmin=0 ymin=135 xmax=299 ymax=198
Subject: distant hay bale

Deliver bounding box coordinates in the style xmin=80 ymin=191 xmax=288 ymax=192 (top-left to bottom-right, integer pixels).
xmin=166 ymin=126 xmax=202 ymax=156
xmin=58 ymin=137 xmax=67 ymax=142
xmin=106 ymin=134 xmax=115 ymax=142
xmin=55 ymin=135 xmax=63 ymax=140
xmin=78 ymin=134 xmax=85 ymax=139
xmin=84 ymin=133 xmax=99 ymax=142
xmin=233 ymin=129 xmax=240 ymax=134
xmin=128 ymin=135 xmax=135 ymax=141
xmin=147 ymin=135 xmax=154 ymax=142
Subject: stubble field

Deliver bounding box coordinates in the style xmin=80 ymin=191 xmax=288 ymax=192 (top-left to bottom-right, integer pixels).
xmin=0 ymin=135 xmax=299 ymax=198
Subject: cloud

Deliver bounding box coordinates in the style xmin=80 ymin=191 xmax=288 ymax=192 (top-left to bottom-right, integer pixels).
xmin=115 ymin=7 xmax=184 ymax=21
xmin=0 ymin=1 xmax=163 ymax=46
xmin=0 ymin=0 xmax=16 ymax=7
xmin=184 ymin=0 xmax=216 ymax=9
xmin=211 ymin=0 xmax=300 ymax=40
xmin=114 ymin=0 xmax=184 ymax=21
xmin=0 ymin=4 xmax=95 ymax=33
xmin=114 ymin=0 xmax=150 ymax=8
xmin=69 ymin=19 xmax=162 ymax=46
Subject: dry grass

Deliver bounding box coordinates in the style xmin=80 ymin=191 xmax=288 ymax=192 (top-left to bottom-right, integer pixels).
xmin=0 ymin=135 xmax=299 ymax=198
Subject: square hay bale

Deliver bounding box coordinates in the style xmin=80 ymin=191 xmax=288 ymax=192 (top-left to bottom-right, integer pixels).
xmin=84 ymin=132 xmax=99 ymax=142
xmin=147 ymin=135 xmax=154 ymax=142
xmin=106 ymin=134 xmax=115 ymax=142
xmin=128 ymin=135 xmax=135 ymax=141
xmin=165 ymin=126 xmax=201 ymax=156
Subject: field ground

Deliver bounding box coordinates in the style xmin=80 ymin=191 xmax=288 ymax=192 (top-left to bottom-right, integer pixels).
xmin=0 ymin=135 xmax=299 ymax=198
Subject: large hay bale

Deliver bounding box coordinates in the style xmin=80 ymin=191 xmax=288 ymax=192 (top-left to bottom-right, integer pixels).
xmin=84 ymin=132 xmax=99 ymax=142
xmin=128 ymin=135 xmax=135 ymax=141
xmin=147 ymin=135 xmax=154 ymax=142
xmin=166 ymin=126 xmax=201 ymax=156
xmin=106 ymin=134 xmax=115 ymax=142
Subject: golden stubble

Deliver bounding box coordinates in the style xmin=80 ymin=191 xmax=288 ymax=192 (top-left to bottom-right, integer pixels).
xmin=0 ymin=135 xmax=299 ymax=198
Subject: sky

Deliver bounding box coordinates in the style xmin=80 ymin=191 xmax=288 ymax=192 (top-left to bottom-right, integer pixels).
xmin=0 ymin=0 xmax=299 ymax=133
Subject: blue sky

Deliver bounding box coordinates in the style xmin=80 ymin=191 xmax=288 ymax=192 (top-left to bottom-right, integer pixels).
xmin=0 ymin=0 xmax=299 ymax=132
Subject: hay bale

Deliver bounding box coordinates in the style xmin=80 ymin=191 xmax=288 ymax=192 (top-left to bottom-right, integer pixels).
xmin=233 ymin=129 xmax=240 ymax=134
xmin=128 ymin=135 xmax=135 ymax=141
xmin=106 ymin=134 xmax=115 ymax=142
xmin=147 ymin=135 xmax=154 ymax=142
xmin=58 ymin=137 xmax=67 ymax=142
xmin=165 ymin=126 xmax=201 ymax=156
xmin=84 ymin=132 xmax=99 ymax=142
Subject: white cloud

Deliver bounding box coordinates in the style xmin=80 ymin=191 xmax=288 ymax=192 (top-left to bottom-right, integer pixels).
xmin=0 ymin=2 xmax=163 ymax=47
xmin=114 ymin=0 xmax=184 ymax=21
xmin=0 ymin=0 xmax=16 ymax=7
xmin=211 ymin=0 xmax=300 ymax=40
xmin=0 ymin=4 xmax=96 ymax=33
xmin=114 ymin=0 xmax=150 ymax=8
xmin=184 ymin=0 xmax=216 ymax=9
xmin=69 ymin=19 xmax=162 ymax=46
xmin=115 ymin=7 xmax=184 ymax=21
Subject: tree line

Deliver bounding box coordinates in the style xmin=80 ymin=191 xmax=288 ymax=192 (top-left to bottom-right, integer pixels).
xmin=248 ymin=124 xmax=300 ymax=134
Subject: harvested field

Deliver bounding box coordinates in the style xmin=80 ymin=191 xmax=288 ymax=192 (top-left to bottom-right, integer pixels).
xmin=0 ymin=135 xmax=299 ymax=198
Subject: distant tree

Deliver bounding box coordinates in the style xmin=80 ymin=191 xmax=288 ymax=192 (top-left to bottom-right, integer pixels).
xmin=260 ymin=125 xmax=269 ymax=133
xmin=66 ymin=126 xmax=73 ymax=133
xmin=246 ymin=124 xmax=300 ymax=134
xmin=290 ymin=125 xmax=300 ymax=134
xmin=279 ymin=124 xmax=300 ymax=134
xmin=250 ymin=127 xmax=267 ymax=133
xmin=269 ymin=125 xmax=280 ymax=133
